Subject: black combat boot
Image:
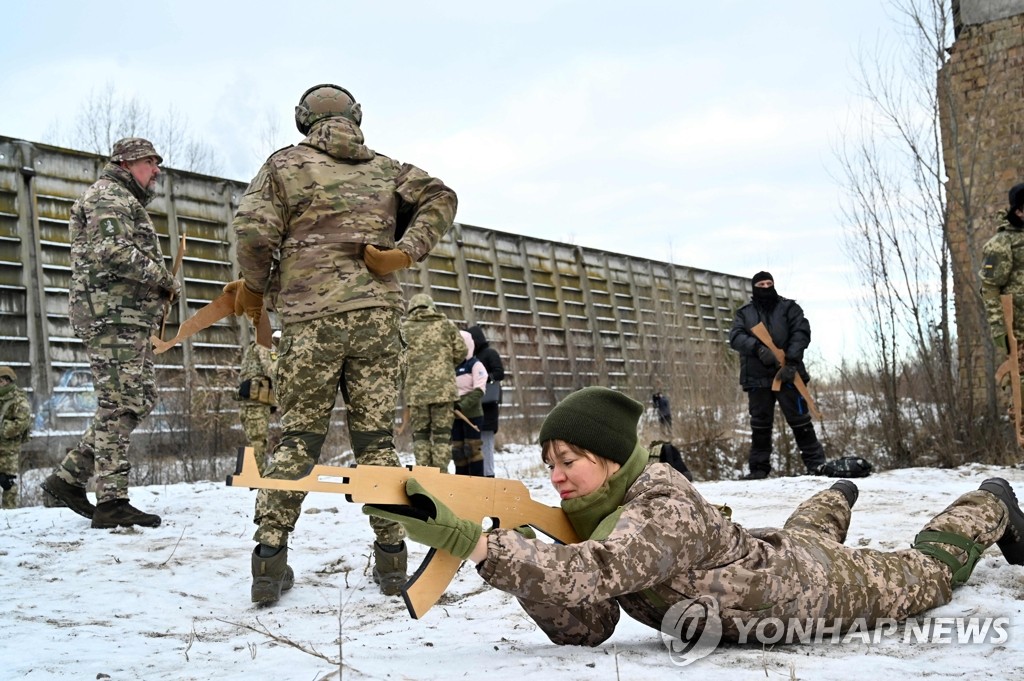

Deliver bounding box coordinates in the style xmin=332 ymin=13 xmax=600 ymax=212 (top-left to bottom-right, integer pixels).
xmin=91 ymin=499 xmax=161 ymax=528
xmin=829 ymin=480 xmax=859 ymax=509
xmin=41 ymin=473 xmax=96 ymax=519
xmin=372 ymin=541 xmax=408 ymax=596
xmin=251 ymin=545 xmax=294 ymax=605
xmin=979 ymin=478 xmax=1024 ymax=565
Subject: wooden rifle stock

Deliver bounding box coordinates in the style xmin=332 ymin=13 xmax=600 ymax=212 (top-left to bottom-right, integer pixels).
xmin=453 ymin=408 xmax=480 ymax=432
xmin=226 ymin=447 xmax=579 ymax=619
xmin=151 ymin=289 xmax=272 ymax=355
xmin=994 ymin=294 xmax=1024 ymax=446
xmin=749 ymin=322 xmax=821 ymax=420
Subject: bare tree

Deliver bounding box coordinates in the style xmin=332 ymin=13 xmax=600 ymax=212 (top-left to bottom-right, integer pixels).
xmin=44 ymin=82 xmax=220 ymax=175
xmin=834 ymin=0 xmax=1014 ymax=467
xmin=252 ymin=106 xmax=289 ymax=166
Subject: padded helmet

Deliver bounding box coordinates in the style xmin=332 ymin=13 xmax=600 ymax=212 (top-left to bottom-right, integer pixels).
xmin=294 ymin=84 xmax=362 ymax=134
xmin=0 ymin=365 xmax=15 ymax=381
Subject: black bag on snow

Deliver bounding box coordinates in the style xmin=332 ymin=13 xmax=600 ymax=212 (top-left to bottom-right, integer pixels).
xmin=818 ymin=456 xmax=873 ymax=478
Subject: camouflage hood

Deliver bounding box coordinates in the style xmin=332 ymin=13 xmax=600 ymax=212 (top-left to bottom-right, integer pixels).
xmin=101 ymin=161 xmax=155 ymax=206
xmin=300 ymin=117 xmax=375 ymax=164
xmin=996 ymin=214 xmax=1023 ymax=233
xmin=407 ymin=293 xmax=436 ymax=313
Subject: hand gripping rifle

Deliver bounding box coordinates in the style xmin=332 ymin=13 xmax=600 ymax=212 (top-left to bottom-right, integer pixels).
xmin=749 ymin=322 xmax=821 ymax=420
xmin=993 ymin=294 xmax=1024 ymax=446
xmin=226 ymin=446 xmax=579 ymax=619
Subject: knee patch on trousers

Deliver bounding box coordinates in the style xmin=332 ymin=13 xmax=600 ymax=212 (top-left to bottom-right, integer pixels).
xmin=913 ymin=530 xmax=985 ymax=586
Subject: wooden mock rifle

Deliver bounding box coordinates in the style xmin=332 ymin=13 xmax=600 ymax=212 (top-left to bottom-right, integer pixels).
xmin=993 ymin=294 xmax=1024 ymax=446
xmin=157 ymin=230 xmax=187 ymax=342
xmin=151 ymin=289 xmax=271 ymax=354
xmin=749 ymin=322 xmax=821 ymax=420
xmin=225 ymin=447 xmax=579 ymax=619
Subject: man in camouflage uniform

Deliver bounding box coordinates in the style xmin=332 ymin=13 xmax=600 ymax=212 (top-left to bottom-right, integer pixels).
xmin=367 ymin=387 xmax=1024 ymax=648
xmin=0 ymin=366 xmax=32 ymax=509
xmin=228 ymin=84 xmax=457 ymax=604
xmin=41 ymin=138 xmax=177 ymax=529
xmin=236 ymin=338 xmax=277 ymax=475
xmin=980 ymin=182 xmax=1024 ymax=430
xmin=401 ymin=293 xmax=464 ymax=470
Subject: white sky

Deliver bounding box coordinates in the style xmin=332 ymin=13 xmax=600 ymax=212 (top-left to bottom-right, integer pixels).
xmin=5 ymin=449 xmax=1023 ymax=679
xmin=0 ymin=1 xmax=916 ymax=371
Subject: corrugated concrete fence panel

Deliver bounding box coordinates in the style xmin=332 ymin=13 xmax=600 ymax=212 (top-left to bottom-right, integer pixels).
xmin=4 ymin=136 xmax=748 ymax=449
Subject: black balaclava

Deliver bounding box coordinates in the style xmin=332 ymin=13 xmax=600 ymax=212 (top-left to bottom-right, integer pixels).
xmin=751 ymin=270 xmax=779 ymax=310
xmin=1007 ymin=182 xmax=1024 ymax=229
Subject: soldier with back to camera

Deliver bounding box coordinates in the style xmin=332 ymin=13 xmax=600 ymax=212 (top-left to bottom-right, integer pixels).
xmin=226 ymin=84 xmax=457 ymax=604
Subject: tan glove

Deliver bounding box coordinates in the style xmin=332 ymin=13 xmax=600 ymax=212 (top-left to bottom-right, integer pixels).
xmin=223 ymin=279 xmax=264 ymax=326
xmin=364 ymin=244 xmax=413 ymax=276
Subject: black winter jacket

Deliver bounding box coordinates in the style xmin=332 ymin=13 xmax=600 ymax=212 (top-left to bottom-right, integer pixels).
xmin=728 ymin=297 xmax=812 ymax=390
xmin=468 ymin=325 xmax=505 ymax=433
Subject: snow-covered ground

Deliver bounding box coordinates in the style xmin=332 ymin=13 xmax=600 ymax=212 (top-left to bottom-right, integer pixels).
xmin=3 ymin=446 xmax=1023 ymax=681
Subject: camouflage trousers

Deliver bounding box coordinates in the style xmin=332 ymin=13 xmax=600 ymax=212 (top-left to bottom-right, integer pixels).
xmin=411 ymin=402 xmax=453 ymax=470
xmin=0 ymin=443 xmax=19 ymax=508
xmin=55 ymin=324 xmax=157 ymax=504
xmin=254 ymin=308 xmax=405 ymax=548
xmin=239 ymin=402 xmax=273 ymax=476
xmin=718 ymin=486 xmax=1008 ymax=641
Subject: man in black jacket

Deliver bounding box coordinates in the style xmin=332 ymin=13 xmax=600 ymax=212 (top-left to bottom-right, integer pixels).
xmin=728 ymin=271 xmax=826 ymax=479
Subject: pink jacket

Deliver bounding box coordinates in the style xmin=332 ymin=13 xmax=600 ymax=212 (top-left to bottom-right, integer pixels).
xmin=455 ymin=330 xmax=488 ymax=396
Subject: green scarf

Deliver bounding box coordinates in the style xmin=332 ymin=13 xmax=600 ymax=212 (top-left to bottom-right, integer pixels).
xmin=0 ymin=383 xmax=14 ymax=400
xmin=561 ymin=443 xmax=648 ymax=540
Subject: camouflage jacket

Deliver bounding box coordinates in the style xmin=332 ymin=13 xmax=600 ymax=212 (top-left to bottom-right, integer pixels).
xmin=68 ymin=163 xmax=174 ymax=334
xmin=979 ymin=218 xmax=1024 ymax=337
xmin=233 ymin=118 xmax=457 ymax=323
xmin=401 ymin=302 xmax=463 ymax=406
xmin=0 ymin=384 xmax=32 ymax=445
xmin=478 ymin=452 xmax=919 ymax=646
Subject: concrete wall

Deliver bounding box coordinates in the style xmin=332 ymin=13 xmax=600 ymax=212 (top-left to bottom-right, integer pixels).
xmin=0 ymin=136 xmax=749 ymax=446
xmin=961 ymin=0 xmax=1024 ymax=25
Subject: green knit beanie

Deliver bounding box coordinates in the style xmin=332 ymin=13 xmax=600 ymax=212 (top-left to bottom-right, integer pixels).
xmin=538 ymin=387 xmax=643 ymax=465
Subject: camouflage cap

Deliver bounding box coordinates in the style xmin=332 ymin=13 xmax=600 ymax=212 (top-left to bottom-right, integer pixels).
xmin=109 ymin=137 xmax=163 ymax=165
xmin=0 ymin=366 xmax=15 ymax=381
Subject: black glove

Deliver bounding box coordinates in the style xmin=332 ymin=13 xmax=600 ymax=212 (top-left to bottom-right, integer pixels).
xmin=0 ymin=472 xmax=16 ymax=491
xmin=777 ymin=364 xmax=797 ymax=384
xmin=238 ymin=379 xmax=252 ymax=399
xmin=756 ymin=345 xmax=780 ymax=369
